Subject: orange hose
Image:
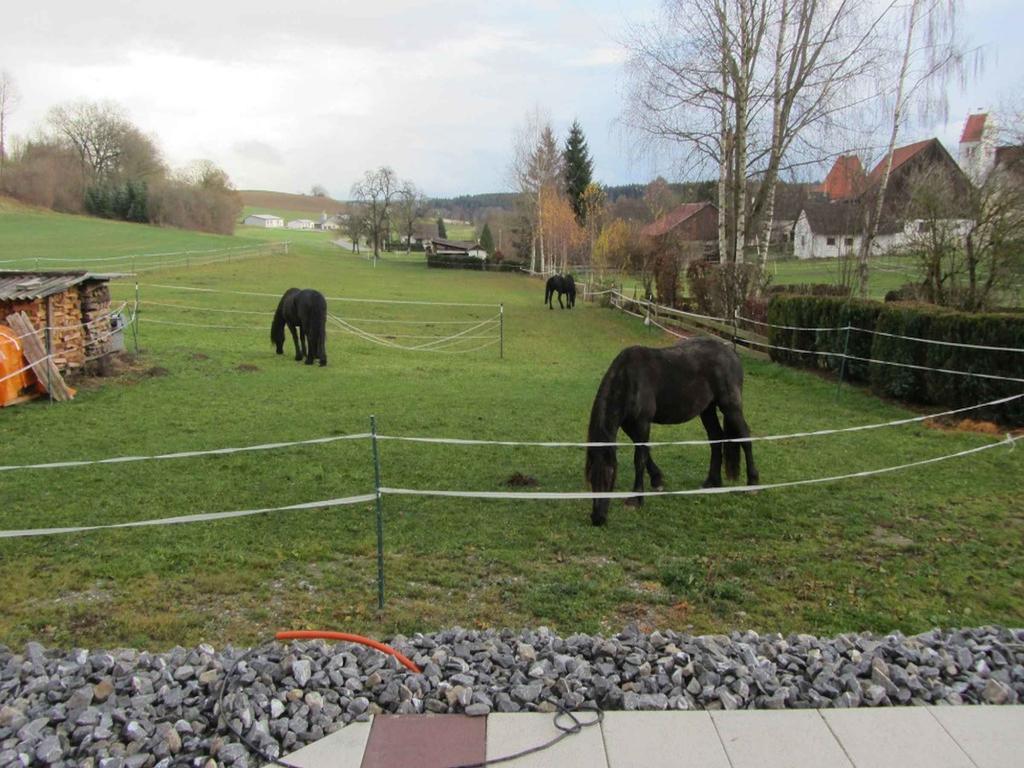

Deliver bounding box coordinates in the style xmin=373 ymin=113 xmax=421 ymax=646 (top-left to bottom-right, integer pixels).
xmin=275 ymin=630 xmax=422 ymax=674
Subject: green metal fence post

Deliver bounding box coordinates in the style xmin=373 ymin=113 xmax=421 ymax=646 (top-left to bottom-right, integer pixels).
xmin=836 ymin=323 xmax=851 ymax=400
xmin=370 ymin=415 xmax=385 ymax=610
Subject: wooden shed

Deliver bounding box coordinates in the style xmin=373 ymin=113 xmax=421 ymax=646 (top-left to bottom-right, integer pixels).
xmin=0 ymin=271 xmax=118 ymax=372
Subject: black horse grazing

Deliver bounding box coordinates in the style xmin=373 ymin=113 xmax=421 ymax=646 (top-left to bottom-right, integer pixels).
xmin=545 ymin=274 xmax=576 ymax=309
xmin=271 ymin=288 xmax=328 ymax=366
xmin=584 ymin=337 xmax=758 ymax=526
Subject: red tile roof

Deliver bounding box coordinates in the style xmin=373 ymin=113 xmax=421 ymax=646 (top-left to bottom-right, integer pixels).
xmin=865 ymin=139 xmax=934 ymax=188
xmin=819 ymin=155 xmax=865 ymax=201
xmin=960 ymin=113 xmax=987 ymax=144
xmin=640 ymin=202 xmax=715 ymax=238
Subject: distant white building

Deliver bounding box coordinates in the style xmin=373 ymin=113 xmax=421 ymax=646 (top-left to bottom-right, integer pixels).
xmin=317 ymin=212 xmax=340 ymax=231
xmin=286 ymin=219 xmax=316 ymax=230
xmin=243 ymin=214 xmax=284 ymax=228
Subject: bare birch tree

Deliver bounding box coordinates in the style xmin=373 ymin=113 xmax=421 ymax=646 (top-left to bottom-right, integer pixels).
xmin=625 ymin=0 xmax=888 ymax=263
xmin=509 ymin=109 xmax=563 ymax=273
xmin=0 ymin=70 xmax=19 ymax=181
xmin=856 ymin=0 xmax=974 ymax=295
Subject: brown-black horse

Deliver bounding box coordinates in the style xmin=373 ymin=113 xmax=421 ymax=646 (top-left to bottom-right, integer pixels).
xmin=545 ymin=274 xmax=576 ymax=309
xmin=585 ymin=337 xmax=758 ymax=525
xmin=271 ymin=288 xmax=328 ymax=366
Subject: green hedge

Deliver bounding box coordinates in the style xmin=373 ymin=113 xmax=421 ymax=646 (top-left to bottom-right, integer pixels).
xmin=767 ymin=295 xmax=1024 ymax=424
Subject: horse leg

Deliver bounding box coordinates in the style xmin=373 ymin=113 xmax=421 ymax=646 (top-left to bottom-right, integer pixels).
xmin=699 ymin=405 xmax=725 ymax=488
xmin=722 ymin=404 xmax=759 ymax=485
xmin=302 ymin=327 xmax=314 ymax=365
xmin=621 ymin=420 xmax=653 ymax=508
xmin=289 ymin=324 xmax=302 ymax=361
xmin=558 ymin=292 xmax=565 ymax=309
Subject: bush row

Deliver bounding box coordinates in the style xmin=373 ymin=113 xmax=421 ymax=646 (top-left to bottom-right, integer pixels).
xmin=767 ymin=295 xmax=1024 ymax=424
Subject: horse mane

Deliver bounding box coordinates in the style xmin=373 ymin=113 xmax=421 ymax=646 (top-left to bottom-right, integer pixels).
xmin=584 ymin=353 xmax=629 ymax=487
xmin=268 ymin=288 xmax=296 ymax=348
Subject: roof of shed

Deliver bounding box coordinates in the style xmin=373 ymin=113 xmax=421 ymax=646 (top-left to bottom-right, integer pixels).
xmin=0 ymin=271 xmax=113 ymax=301
xmin=641 ymin=201 xmax=716 ymax=238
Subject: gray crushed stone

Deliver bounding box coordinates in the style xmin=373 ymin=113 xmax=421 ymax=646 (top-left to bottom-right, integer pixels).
xmin=1 ymin=625 xmax=1021 ymax=766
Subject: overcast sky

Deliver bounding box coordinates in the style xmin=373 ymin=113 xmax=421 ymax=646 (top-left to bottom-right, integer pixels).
xmin=3 ymin=0 xmax=1021 ymax=198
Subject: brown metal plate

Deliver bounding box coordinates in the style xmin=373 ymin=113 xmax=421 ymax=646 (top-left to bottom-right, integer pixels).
xmin=360 ymin=714 xmax=486 ymax=768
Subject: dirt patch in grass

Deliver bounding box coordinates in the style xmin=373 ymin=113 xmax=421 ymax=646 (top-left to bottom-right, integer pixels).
xmin=925 ymin=418 xmax=1004 ymax=435
xmin=506 ymin=472 xmax=538 ymax=487
xmin=190 ymin=353 xmax=210 ymax=361
xmin=144 ymin=366 xmax=170 ymax=378
xmin=236 ymin=364 xmax=260 ymax=373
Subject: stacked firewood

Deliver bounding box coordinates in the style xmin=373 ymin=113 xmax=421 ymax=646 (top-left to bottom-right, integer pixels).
xmin=79 ymin=282 xmax=113 ymax=362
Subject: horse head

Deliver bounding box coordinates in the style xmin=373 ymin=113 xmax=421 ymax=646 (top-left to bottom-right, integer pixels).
xmin=585 ymin=445 xmax=617 ymax=526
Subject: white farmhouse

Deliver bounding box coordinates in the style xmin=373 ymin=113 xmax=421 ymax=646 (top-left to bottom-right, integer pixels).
xmin=286 ymin=219 xmax=316 ymax=230
xmin=243 ymin=214 xmax=284 ymax=228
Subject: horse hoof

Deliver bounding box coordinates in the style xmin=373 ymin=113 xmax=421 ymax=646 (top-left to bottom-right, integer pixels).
xmin=319 ymin=360 xmax=327 ymax=367
xmin=304 ymin=359 xmax=314 ymax=366
xmin=652 ymin=485 xmax=665 ymax=492
xmin=701 ymin=479 xmax=722 ymax=489
xmin=623 ymin=497 xmax=643 ymax=509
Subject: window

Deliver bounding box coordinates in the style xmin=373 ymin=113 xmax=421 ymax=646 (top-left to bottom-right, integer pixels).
xmin=844 ymin=237 xmax=854 ymax=247
xmin=826 ymin=237 xmax=836 ymax=246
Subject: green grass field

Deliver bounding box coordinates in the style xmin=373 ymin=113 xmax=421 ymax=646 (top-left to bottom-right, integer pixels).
xmin=1 ymin=208 xmax=1021 ymax=650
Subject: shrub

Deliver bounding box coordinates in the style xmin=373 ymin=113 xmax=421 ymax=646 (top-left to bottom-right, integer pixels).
xmin=686 ymin=261 xmax=765 ymax=319
xmin=767 ymin=294 xmax=1024 ymax=423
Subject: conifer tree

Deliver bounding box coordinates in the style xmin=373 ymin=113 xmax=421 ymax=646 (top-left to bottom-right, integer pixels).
xmin=563 ymin=120 xmax=593 ymax=224
xmin=479 ymin=222 xmax=495 ymax=254
xmin=437 ymin=216 xmax=447 ymax=239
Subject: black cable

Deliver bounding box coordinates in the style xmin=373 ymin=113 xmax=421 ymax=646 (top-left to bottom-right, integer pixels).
xmin=216 ymin=641 xmax=604 ymax=768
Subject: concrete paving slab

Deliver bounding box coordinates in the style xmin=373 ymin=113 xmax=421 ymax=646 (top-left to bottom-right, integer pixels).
xmin=822 ymin=708 xmax=974 ymax=768
xmin=601 ymin=711 xmax=731 ymax=768
xmin=283 ymin=719 xmax=373 ymax=767
xmin=929 ymin=705 xmax=1024 ymax=768
xmin=486 ymin=712 xmax=608 ymax=767
xmin=710 ymin=710 xmax=854 ymax=768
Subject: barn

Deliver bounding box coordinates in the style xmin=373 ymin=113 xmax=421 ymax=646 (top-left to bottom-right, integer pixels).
xmin=0 ymin=270 xmax=119 ymax=374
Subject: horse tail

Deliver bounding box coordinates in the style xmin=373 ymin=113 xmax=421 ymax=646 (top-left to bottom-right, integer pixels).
xmin=312 ymin=293 xmax=328 ymax=362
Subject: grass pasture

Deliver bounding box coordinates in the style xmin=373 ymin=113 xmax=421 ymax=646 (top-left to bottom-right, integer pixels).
xmin=0 ymin=213 xmax=1021 ymax=650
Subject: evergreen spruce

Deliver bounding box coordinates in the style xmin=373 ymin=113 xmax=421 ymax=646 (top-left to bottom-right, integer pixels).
xmin=479 ymin=222 xmax=495 ymax=254
xmin=437 ymin=216 xmax=447 ymax=239
xmin=563 ymin=119 xmax=594 ymax=223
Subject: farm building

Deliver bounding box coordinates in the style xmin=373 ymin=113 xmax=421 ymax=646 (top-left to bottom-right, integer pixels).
xmin=317 ymin=212 xmax=340 ymax=231
xmin=0 ymin=271 xmax=118 ymax=373
xmin=243 ymin=214 xmax=284 ymax=228
xmin=641 ymin=201 xmax=719 ymax=260
xmin=426 ymin=239 xmax=488 ymax=259
xmin=286 ymin=219 xmax=316 ymax=230
xmin=794 ymin=138 xmax=972 ymax=260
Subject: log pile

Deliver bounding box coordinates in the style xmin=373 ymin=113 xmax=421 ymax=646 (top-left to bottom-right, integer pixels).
xmin=79 ymin=281 xmax=113 ymax=362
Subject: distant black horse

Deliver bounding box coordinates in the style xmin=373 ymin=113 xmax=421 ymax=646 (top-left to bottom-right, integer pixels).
xmin=545 ymin=274 xmax=576 ymax=309
xmin=271 ymin=288 xmax=328 ymax=366
xmin=584 ymin=337 xmax=758 ymax=526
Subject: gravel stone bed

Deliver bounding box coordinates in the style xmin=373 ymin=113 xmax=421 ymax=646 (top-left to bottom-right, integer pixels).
xmin=1 ymin=625 xmax=1021 ymax=767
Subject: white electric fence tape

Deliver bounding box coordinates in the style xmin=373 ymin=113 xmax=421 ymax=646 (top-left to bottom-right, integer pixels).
xmin=613 ymin=292 xmax=1024 ymax=353
xmin=128 ymin=283 xmax=498 ymax=308
xmin=2 ymin=394 xmax=1018 ymax=472
xmin=0 ymin=494 xmax=377 ymax=540
xmin=380 ymin=435 xmax=1017 ymax=501
xmin=0 ymin=432 xmax=373 ymax=472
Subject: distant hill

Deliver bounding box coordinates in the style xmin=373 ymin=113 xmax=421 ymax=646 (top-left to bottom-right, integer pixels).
xmin=239 ymin=190 xmax=349 ymax=216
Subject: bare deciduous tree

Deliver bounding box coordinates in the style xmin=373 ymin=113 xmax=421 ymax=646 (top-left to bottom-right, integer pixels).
xmin=47 ymin=100 xmax=136 ymax=182
xmin=351 ymin=166 xmax=399 ymax=261
xmin=857 ymin=0 xmax=975 ymax=295
xmin=0 ymin=70 xmax=19 ymax=180
xmin=625 ymin=0 xmax=889 ymax=263
xmin=392 ymin=181 xmax=426 ymax=254
xmin=509 ymin=109 xmax=564 ymax=273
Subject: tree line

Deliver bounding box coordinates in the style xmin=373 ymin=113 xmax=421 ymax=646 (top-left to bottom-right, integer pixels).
xmin=0 ymin=75 xmax=240 ymax=235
